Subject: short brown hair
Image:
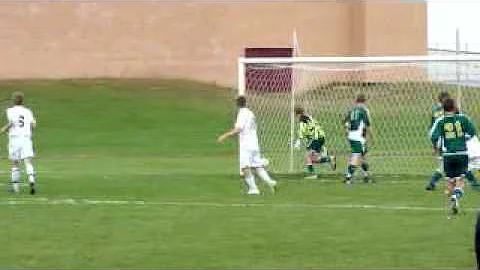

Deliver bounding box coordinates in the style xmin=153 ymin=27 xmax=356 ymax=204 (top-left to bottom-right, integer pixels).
xmin=236 ymin=96 xmax=246 ymax=108
xmin=294 ymin=106 xmax=304 ymax=115
xmin=12 ymin=91 xmax=24 ymax=105
xmin=442 ymin=98 xmax=456 ymax=112
xmin=356 ymin=93 xmax=366 ymax=103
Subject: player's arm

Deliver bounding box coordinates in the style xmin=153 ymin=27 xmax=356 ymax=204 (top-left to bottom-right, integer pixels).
xmin=0 ymin=122 xmax=11 ymax=134
xmin=217 ymin=112 xmax=243 ymax=143
xmin=0 ymin=112 xmax=12 ymax=134
xmin=464 ymin=116 xmax=477 ymax=139
xmin=294 ymin=122 xmax=307 ymax=148
xmin=429 ymin=118 xmax=442 ymax=154
xmin=217 ymin=126 xmax=241 ymax=143
xmin=31 ymin=116 xmax=37 ymax=130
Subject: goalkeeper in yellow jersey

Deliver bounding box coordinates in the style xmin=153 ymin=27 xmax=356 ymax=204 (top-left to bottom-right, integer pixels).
xmin=294 ymin=107 xmax=336 ymax=179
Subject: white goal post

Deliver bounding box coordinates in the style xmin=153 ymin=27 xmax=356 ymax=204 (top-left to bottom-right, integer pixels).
xmin=237 ymin=55 xmax=480 ymax=176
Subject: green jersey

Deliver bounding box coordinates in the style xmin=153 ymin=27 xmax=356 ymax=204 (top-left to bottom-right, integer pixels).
xmin=345 ymin=105 xmax=371 ymax=142
xmin=431 ymin=103 xmax=443 ymax=127
xmin=298 ymin=114 xmax=325 ymax=140
xmin=430 ymin=113 xmax=477 ymax=156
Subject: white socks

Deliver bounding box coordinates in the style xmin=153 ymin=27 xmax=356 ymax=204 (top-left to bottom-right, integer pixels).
xmin=11 ymin=167 xmax=20 ymax=193
xmin=243 ymin=169 xmax=259 ymax=194
xmin=25 ymin=159 xmax=36 ymax=184
xmin=242 ymin=167 xmax=277 ymax=195
xmin=10 ymin=159 xmax=36 ymax=193
xmin=255 ymin=167 xmax=277 ymax=186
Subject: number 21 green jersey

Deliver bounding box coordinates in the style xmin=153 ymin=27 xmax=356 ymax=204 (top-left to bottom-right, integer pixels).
xmin=430 ymin=113 xmax=477 ymax=156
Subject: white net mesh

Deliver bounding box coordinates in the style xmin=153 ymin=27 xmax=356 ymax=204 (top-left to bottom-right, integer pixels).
xmin=242 ymin=59 xmax=480 ymax=176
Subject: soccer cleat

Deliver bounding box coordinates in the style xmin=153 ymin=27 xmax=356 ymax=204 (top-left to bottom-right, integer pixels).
xmin=29 ymin=183 xmax=36 ymax=195
xmin=304 ymin=174 xmax=318 ymax=180
xmin=344 ymin=174 xmax=353 ymax=184
xmin=330 ymin=155 xmax=337 ymax=171
xmin=425 ymin=183 xmax=436 ymax=191
xmin=247 ymin=190 xmax=260 ymax=195
xmin=343 ymin=176 xmax=352 ymax=185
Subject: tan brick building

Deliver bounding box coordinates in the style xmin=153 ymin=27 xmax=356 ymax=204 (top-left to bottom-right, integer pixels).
xmin=0 ymin=1 xmax=426 ymax=87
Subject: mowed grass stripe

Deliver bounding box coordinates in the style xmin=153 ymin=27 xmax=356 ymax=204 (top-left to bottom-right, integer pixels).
xmin=1 ymin=197 xmax=472 ymax=212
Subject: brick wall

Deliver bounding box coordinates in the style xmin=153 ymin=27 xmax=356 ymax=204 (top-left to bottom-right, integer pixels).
xmin=0 ymin=2 xmax=426 ymax=87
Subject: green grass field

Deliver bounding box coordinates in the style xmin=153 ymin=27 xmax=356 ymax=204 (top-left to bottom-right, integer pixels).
xmin=0 ymin=79 xmax=478 ymax=268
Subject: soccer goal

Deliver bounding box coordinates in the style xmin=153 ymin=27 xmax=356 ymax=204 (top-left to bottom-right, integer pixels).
xmin=238 ymin=55 xmax=480 ymax=176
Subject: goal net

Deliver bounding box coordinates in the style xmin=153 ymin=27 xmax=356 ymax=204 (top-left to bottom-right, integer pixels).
xmin=238 ymin=56 xmax=480 ymax=176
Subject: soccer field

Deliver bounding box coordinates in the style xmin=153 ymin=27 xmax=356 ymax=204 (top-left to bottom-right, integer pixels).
xmin=0 ymin=79 xmax=478 ymax=268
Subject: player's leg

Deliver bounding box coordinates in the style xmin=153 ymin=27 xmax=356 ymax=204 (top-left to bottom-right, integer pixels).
xmin=443 ymin=156 xmax=455 ymax=198
xmin=242 ymin=167 xmax=260 ymax=195
xmin=443 ymin=164 xmax=457 ymax=215
xmin=239 ymin=150 xmax=259 ymax=195
xmin=304 ymin=149 xmax=317 ymax=179
xmin=448 ymin=176 xmax=465 ymax=215
xmin=426 ymin=157 xmax=443 ymax=191
xmin=21 ymin=139 xmax=36 ymax=195
xmin=452 ymin=155 xmax=468 ymax=204
xmin=446 ymin=178 xmax=460 ymax=215
xmin=466 ymin=156 xmax=480 ymax=189
xmin=252 ymin=151 xmax=277 ymax=193
xmin=24 ymin=158 xmax=36 ymax=195
xmin=445 ymin=155 xmax=468 ymax=215
xmin=10 ymin=160 xmax=21 ymax=194
xmin=359 ymin=143 xmax=371 ymax=183
xmin=8 ymin=139 xmax=21 ymax=194
xmin=312 ymin=138 xmax=336 ymax=171
xmin=345 ymin=140 xmax=362 ymax=184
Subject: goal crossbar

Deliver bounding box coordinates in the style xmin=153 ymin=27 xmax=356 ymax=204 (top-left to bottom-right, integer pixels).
xmin=239 ymin=55 xmax=480 ymax=64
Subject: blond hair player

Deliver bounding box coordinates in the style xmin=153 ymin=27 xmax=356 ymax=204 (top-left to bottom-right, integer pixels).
xmin=1 ymin=92 xmax=37 ymax=195
xmin=217 ymin=96 xmax=277 ymax=195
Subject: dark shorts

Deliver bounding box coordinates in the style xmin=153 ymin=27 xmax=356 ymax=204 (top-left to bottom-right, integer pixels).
xmin=307 ymin=138 xmax=325 ymax=153
xmin=349 ymin=140 xmax=367 ymax=156
xmin=443 ymin=154 xmax=468 ymax=178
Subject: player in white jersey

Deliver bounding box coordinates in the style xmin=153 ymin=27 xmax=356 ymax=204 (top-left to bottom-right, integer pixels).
xmin=217 ymin=96 xmax=277 ymax=195
xmin=1 ymin=92 xmax=37 ymax=195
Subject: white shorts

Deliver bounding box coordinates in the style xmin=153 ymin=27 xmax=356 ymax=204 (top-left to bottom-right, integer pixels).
xmin=468 ymin=137 xmax=480 ymax=170
xmin=239 ymin=149 xmax=264 ymax=170
xmin=9 ymin=137 xmax=34 ymax=161
xmin=470 ymin=157 xmax=480 ymax=170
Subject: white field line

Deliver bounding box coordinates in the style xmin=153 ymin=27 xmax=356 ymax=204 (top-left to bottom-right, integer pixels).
xmin=1 ymin=197 xmax=477 ymax=212
xmin=0 ymin=179 xmax=423 ymax=186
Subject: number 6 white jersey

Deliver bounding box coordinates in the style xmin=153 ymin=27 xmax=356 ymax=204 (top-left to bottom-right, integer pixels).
xmin=6 ymin=105 xmax=35 ymax=138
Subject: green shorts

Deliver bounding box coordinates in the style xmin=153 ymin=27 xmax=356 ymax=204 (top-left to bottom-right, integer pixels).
xmin=349 ymin=140 xmax=367 ymax=156
xmin=443 ymin=154 xmax=468 ymax=178
xmin=307 ymin=138 xmax=325 ymax=153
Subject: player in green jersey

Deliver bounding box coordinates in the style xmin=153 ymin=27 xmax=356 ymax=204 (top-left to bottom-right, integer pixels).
xmin=426 ymin=92 xmax=479 ymax=191
xmin=343 ymin=93 xmax=372 ymax=184
xmin=430 ymin=98 xmax=477 ymax=215
xmin=294 ymin=107 xmax=336 ymax=179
